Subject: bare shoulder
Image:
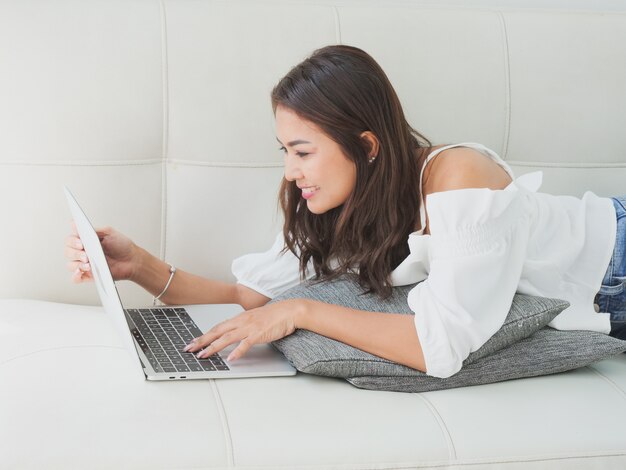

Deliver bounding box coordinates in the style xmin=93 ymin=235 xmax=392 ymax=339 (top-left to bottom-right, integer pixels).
xmin=422 ymin=146 xmax=512 ymax=196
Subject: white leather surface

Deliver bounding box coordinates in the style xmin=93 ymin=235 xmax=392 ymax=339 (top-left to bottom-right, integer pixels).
xmin=2 ymin=300 xmax=625 ymax=469
xmin=165 ymin=0 xmax=338 ymax=165
xmin=0 ymin=0 xmax=163 ymax=164
xmin=2 ymin=0 xmax=626 ymax=468
xmin=0 ymin=301 xmax=230 ymax=469
xmin=164 ymin=164 xmax=284 ymax=305
xmin=1 ymin=0 xmax=625 ymax=305
xmin=338 ymin=7 xmax=508 ymax=152
xmin=505 ymin=11 xmax=626 ymax=165
xmin=507 ymin=165 xmax=626 ymax=198
xmin=424 ymin=369 xmax=626 ymax=459
xmin=0 ymin=164 xmax=164 ymax=306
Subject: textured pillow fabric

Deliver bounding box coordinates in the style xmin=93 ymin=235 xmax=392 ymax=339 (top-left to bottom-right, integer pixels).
xmin=270 ymin=277 xmax=569 ymax=379
xmin=347 ymin=329 xmax=626 ymax=392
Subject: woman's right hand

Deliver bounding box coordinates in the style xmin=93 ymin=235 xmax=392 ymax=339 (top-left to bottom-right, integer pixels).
xmin=65 ymin=222 xmax=139 ymax=283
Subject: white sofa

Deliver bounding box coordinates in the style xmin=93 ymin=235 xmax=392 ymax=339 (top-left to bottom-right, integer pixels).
xmin=2 ymin=0 xmax=626 ymax=468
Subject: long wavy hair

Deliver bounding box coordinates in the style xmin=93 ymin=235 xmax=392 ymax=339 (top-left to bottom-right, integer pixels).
xmin=272 ymin=45 xmax=431 ymax=298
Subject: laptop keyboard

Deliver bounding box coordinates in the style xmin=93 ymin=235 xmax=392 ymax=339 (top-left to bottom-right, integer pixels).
xmin=126 ymin=307 xmax=230 ymax=374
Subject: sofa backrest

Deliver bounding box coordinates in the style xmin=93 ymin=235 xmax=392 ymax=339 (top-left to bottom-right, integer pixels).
xmin=1 ymin=0 xmax=625 ymax=306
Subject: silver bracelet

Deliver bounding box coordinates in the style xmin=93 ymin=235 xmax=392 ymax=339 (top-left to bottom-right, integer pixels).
xmin=153 ymin=264 xmax=176 ymax=305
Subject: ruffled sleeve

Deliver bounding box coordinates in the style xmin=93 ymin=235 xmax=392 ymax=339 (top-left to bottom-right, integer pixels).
xmin=409 ymin=174 xmax=540 ymax=378
xmin=231 ymin=232 xmax=309 ymax=299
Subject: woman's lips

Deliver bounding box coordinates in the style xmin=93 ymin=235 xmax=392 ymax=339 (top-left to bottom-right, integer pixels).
xmin=301 ymin=186 xmax=320 ymax=200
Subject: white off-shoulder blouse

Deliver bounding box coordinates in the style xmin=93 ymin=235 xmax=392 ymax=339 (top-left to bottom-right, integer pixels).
xmin=232 ymin=142 xmax=616 ymax=379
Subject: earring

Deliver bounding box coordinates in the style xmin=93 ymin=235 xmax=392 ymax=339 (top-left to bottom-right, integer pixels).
xmin=368 ymin=156 xmax=376 ymax=164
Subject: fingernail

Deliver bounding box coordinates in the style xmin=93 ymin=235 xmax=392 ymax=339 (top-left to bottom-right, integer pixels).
xmin=227 ymin=354 xmax=235 ymax=362
xmin=183 ymin=344 xmax=192 ymax=352
xmin=82 ymin=263 xmax=90 ymax=271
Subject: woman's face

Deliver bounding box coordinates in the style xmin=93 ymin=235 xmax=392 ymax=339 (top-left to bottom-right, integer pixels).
xmin=275 ymin=105 xmax=357 ymax=214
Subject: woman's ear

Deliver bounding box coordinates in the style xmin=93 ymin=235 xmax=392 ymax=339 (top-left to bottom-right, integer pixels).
xmin=360 ymin=131 xmax=380 ymax=161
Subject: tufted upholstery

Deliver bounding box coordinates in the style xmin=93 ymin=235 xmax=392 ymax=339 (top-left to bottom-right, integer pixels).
xmin=1 ymin=1 xmax=625 ymax=468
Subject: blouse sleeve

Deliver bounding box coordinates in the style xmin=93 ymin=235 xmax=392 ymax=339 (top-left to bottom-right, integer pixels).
xmin=409 ymin=183 xmax=534 ymax=378
xmin=231 ymin=232 xmax=310 ymax=299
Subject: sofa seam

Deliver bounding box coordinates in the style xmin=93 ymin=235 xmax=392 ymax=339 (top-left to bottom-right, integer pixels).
xmin=0 ymin=345 xmax=126 ymax=367
xmin=159 ymin=0 xmax=169 ymax=262
xmin=504 ymin=161 xmax=626 ymax=168
xmin=413 ymin=393 xmax=457 ymax=461
xmin=448 ymin=451 xmax=626 ymax=467
xmin=165 ymin=159 xmax=284 ymax=168
xmin=197 ymin=450 xmax=626 ymax=469
xmin=0 ymin=160 xmax=163 ymax=167
xmin=305 ymin=2 xmax=626 ymax=16
xmin=497 ymin=11 xmax=511 ymax=162
xmin=4 ymin=159 xmax=626 ymax=169
xmin=211 ymin=380 xmax=236 ymax=467
xmin=333 ymin=5 xmax=342 ymax=43
xmin=586 ymin=363 xmax=626 ymax=400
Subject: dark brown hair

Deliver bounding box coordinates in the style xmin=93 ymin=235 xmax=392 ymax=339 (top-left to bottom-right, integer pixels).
xmin=272 ymin=45 xmax=431 ymax=298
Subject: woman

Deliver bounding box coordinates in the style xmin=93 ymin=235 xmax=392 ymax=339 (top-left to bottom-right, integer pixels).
xmin=65 ymin=45 xmax=624 ymax=379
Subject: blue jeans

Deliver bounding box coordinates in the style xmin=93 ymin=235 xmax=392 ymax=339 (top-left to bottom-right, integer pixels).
xmin=594 ymin=196 xmax=626 ymax=340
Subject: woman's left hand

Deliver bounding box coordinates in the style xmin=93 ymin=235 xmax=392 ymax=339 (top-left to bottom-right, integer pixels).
xmin=183 ymin=299 xmax=308 ymax=362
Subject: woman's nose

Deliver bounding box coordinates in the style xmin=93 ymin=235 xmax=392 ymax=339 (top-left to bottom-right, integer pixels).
xmin=283 ymin=153 xmax=303 ymax=181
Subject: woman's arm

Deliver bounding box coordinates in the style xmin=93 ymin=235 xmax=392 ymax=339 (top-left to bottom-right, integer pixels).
xmin=132 ymin=245 xmax=270 ymax=309
xmin=66 ymin=224 xmax=270 ymax=310
xmin=297 ymin=299 xmax=426 ymax=372
xmin=186 ymin=297 xmax=426 ymax=372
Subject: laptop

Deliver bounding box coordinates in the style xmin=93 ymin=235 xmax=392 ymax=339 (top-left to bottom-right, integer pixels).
xmin=64 ymin=187 xmax=296 ymax=381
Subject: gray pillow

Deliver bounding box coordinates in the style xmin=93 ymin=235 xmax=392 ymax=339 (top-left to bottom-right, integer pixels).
xmin=347 ymin=328 xmax=626 ymax=392
xmin=271 ymin=277 xmax=568 ymax=379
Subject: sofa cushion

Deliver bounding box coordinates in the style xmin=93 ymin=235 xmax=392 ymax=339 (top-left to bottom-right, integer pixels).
xmin=270 ymin=277 xmax=569 ymax=380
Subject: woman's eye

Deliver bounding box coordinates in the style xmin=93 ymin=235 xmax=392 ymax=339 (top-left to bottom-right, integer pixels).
xmin=278 ymin=146 xmax=309 ymax=158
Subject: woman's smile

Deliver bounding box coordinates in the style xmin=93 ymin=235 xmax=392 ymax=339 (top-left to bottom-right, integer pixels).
xmin=300 ymin=186 xmax=320 ymax=199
